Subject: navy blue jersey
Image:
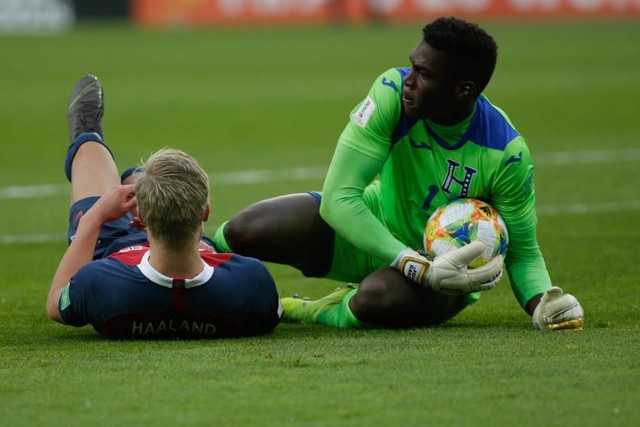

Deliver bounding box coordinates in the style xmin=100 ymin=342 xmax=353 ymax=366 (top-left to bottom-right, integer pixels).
xmin=59 ymin=245 xmax=281 ymax=339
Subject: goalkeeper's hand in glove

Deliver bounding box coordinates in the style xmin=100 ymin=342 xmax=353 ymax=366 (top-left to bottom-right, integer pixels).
xmin=391 ymin=241 xmax=504 ymax=295
xmin=532 ymin=286 xmax=584 ymax=330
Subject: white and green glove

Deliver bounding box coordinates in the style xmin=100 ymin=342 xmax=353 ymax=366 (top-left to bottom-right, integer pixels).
xmin=532 ymin=286 xmax=584 ymax=330
xmin=391 ymin=241 xmax=503 ymax=295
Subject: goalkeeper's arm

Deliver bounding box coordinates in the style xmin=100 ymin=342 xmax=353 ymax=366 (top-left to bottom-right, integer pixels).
xmin=320 ymin=144 xmax=408 ymax=263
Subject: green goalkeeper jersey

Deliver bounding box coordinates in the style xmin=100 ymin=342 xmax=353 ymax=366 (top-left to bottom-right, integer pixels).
xmin=321 ymin=67 xmax=551 ymax=309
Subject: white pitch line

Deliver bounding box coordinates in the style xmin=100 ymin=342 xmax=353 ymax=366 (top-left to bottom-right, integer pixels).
xmin=0 ymin=167 xmax=329 ymax=201
xmin=1 ymin=199 xmax=638 ymax=246
xmin=0 ymin=233 xmax=66 ymax=245
xmin=536 ymin=199 xmax=640 ymax=215
xmin=0 ymin=184 xmax=67 ymax=200
xmin=534 ymin=147 xmax=640 ymax=166
xmin=1 ymin=148 xmax=638 ymax=200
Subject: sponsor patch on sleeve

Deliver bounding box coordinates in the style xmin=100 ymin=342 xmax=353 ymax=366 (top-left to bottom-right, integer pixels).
xmin=352 ymin=95 xmax=377 ymax=128
xmin=60 ymin=284 xmax=71 ymax=311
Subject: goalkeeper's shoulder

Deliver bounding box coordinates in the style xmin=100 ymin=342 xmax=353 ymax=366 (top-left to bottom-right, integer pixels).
xmin=367 ymin=67 xmax=407 ymax=95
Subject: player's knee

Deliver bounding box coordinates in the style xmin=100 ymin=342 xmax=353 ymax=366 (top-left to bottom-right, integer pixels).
xmin=350 ymin=277 xmax=408 ymax=321
xmin=223 ymin=216 xmax=253 ymax=252
xmin=223 ymin=210 xmax=271 ymax=254
xmin=351 ymin=268 xmax=465 ymax=327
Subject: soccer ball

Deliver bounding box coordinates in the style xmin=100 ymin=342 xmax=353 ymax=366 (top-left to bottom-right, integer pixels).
xmin=424 ymin=198 xmax=508 ymax=268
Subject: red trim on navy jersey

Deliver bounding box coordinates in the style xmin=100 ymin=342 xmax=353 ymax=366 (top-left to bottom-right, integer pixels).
xmin=109 ymin=245 xmax=150 ymax=265
xmin=109 ymin=245 xmax=234 ymax=268
xmin=200 ymin=251 xmax=233 ymax=267
xmin=171 ymin=279 xmax=187 ymax=311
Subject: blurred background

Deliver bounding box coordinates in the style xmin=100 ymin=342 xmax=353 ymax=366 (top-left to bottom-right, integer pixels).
xmin=1 ymin=0 xmax=639 ymax=32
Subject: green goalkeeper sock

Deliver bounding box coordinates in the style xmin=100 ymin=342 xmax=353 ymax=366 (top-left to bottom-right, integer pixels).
xmin=282 ymin=287 xmax=366 ymax=329
xmin=316 ymin=288 xmax=365 ymax=328
xmin=212 ymin=221 xmax=232 ymax=252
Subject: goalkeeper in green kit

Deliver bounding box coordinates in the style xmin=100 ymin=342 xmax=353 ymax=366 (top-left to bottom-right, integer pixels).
xmin=213 ymin=16 xmax=584 ymax=331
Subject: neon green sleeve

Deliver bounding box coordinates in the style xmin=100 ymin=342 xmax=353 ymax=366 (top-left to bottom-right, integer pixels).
xmin=491 ymin=138 xmax=551 ymax=309
xmin=320 ymin=143 xmax=407 ymax=264
xmin=319 ymin=69 xmax=409 ymax=264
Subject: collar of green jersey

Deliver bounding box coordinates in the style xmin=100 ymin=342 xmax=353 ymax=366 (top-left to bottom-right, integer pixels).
xmin=425 ymin=105 xmax=476 ymax=149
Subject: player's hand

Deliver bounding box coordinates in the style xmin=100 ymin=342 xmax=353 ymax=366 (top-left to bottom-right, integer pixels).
xmin=128 ymin=216 xmax=147 ymax=230
xmin=87 ymin=184 xmax=138 ymax=224
xmin=392 ymin=241 xmax=503 ymax=295
xmin=532 ymin=287 xmax=584 ymax=330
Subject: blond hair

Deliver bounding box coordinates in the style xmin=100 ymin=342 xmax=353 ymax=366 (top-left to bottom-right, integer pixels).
xmin=135 ymin=148 xmax=209 ymax=248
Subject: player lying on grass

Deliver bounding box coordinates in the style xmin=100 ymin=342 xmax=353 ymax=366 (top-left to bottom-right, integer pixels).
xmin=212 ymin=16 xmax=584 ymax=331
xmin=46 ymin=75 xmax=282 ymax=339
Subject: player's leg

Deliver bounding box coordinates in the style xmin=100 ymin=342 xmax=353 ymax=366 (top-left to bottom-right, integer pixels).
xmin=282 ymin=229 xmax=470 ymax=328
xmin=215 ymin=193 xmax=334 ymax=277
xmin=69 ymin=139 xmax=119 ymax=203
xmin=282 ymin=268 xmax=469 ymax=329
xmin=65 ymin=75 xmax=143 ymax=259
xmin=350 ymin=267 xmax=469 ymax=327
xmin=65 ymin=75 xmax=119 ymax=204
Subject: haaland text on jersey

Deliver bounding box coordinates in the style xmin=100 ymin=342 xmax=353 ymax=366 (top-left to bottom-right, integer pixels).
xmin=131 ymin=319 xmax=217 ymax=336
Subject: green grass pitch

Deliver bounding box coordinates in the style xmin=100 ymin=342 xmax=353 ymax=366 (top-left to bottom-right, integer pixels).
xmin=0 ymin=20 xmax=639 ymax=426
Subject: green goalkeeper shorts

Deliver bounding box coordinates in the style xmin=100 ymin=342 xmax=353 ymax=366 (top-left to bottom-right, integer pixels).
xmin=325 ymin=230 xmax=387 ymax=283
xmin=310 ymin=190 xmax=481 ymax=306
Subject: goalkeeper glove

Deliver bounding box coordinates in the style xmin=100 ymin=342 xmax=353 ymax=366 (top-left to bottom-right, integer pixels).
xmin=532 ymin=286 xmax=584 ymax=330
xmin=391 ymin=241 xmax=503 ymax=295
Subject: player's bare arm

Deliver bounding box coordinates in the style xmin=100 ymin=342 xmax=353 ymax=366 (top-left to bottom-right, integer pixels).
xmin=47 ymin=184 xmax=137 ymax=323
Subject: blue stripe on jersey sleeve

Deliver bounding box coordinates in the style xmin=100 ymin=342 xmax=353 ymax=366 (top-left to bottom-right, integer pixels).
xmin=465 ymin=98 xmax=520 ymax=151
xmin=388 ymin=71 xmax=518 ymax=152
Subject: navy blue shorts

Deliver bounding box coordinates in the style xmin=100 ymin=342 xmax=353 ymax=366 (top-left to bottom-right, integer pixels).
xmin=68 ymin=197 xmax=148 ymax=260
xmin=68 ymin=197 xmax=216 ymax=260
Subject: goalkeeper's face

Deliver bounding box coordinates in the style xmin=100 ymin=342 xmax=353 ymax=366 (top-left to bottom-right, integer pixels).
xmin=402 ymin=41 xmax=463 ymax=125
